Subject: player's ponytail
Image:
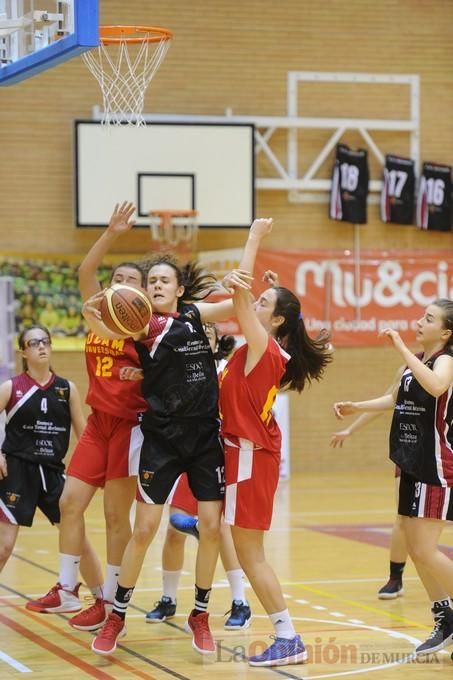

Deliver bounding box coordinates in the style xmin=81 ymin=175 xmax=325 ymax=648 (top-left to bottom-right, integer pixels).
xmin=143 ymin=254 xmax=217 ymax=308
xmin=215 ymin=333 xmax=236 ymax=361
xmin=272 ymin=287 xmax=332 ymax=392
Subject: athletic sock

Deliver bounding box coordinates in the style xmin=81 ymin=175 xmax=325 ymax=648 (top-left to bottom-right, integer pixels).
xmin=59 ymin=553 xmax=81 ymax=591
xmin=103 ymin=564 xmax=121 ymax=602
xmin=389 ymin=560 xmax=405 ymax=580
xmin=112 ymin=583 xmax=134 ymax=620
xmin=193 ymin=585 xmax=211 ymax=614
xmin=162 ymin=569 xmax=181 ymax=603
xmin=226 ymin=568 xmax=247 ymax=603
xmin=90 ymin=585 xmax=103 ymax=599
xmin=269 ymin=608 xmax=296 ymax=639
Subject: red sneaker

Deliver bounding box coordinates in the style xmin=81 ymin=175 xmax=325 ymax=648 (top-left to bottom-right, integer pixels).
xmin=185 ymin=610 xmax=216 ymax=655
xmin=26 ymin=582 xmax=81 ymax=613
xmin=91 ymin=612 xmax=126 ymax=656
xmin=69 ymin=598 xmax=113 ymax=631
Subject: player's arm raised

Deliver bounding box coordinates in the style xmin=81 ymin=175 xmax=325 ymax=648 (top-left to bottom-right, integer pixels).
xmin=78 ymin=202 xmax=136 ymax=301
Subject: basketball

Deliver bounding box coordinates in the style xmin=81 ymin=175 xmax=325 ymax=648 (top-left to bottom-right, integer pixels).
xmin=100 ymin=283 xmax=152 ymax=335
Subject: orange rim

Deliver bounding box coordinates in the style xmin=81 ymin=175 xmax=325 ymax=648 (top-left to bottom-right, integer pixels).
xmin=100 ymin=25 xmax=173 ymax=45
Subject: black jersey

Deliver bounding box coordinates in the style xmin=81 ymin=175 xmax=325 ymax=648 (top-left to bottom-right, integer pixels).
xmin=416 ymin=162 xmax=452 ymax=232
xmin=2 ymin=373 xmax=71 ymax=471
xmin=329 ymin=144 xmax=369 ymax=224
xmin=135 ymin=304 xmax=219 ymax=428
xmin=380 ymin=154 xmax=415 ymax=225
xmin=389 ymin=350 xmax=453 ymax=486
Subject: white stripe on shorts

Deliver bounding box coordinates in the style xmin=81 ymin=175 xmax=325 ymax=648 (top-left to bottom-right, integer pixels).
xmin=237 ymin=438 xmax=253 ymax=482
xmin=224 ymin=483 xmax=237 ymax=525
xmin=224 ymin=438 xmax=254 ymax=525
xmin=441 ymin=487 xmax=451 ymax=520
xmin=0 ymin=498 xmax=18 ymax=524
xmin=128 ymin=424 xmax=144 ymax=476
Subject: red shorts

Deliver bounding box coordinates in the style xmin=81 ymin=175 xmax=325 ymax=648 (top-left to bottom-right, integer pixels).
xmin=67 ymin=410 xmax=143 ymax=487
xmin=167 ymin=473 xmax=198 ymax=515
xmin=223 ymin=437 xmax=280 ymax=531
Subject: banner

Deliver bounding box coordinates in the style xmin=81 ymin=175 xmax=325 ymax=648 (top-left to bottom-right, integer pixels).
xmin=3 ymin=249 xmax=452 ymax=349
xmin=200 ymin=248 xmax=453 ymax=348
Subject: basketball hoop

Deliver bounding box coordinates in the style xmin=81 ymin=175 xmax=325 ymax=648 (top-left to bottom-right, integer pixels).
xmin=82 ymin=25 xmax=173 ymax=126
xmin=148 ymin=210 xmax=199 ymax=262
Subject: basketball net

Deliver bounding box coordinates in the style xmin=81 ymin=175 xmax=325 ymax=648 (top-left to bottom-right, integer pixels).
xmin=82 ymin=25 xmax=173 ymax=126
xmin=148 ymin=210 xmax=199 ymax=263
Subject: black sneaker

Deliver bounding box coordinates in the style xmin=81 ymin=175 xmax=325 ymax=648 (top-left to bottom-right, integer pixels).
xmin=224 ymin=599 xmax=252 ymax=630
xmin=416 ymin=609 xmax=453 ymax=655
xmin=378 ymin=578 xmax=403 ymax=600
xmin=145 ymin=596 xmax=176 ymax=623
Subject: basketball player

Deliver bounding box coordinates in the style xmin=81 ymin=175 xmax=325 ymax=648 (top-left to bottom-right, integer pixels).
xmin=330 ymin=372 xmax=409 ymax=600
xmin=0 ymin=325 xmax=101 ymax=591
xmin=27 ymin=203 xmax=147 ymax=631
xmin=219 ymin=219 xmax=332 ymax=667
xmin=83 ymin=250 xmax=251 ymax=656
xmin=148 ymin=325 xmax=252 ymax=630
xmin=334 ymin=299 xmax=453 ymax=656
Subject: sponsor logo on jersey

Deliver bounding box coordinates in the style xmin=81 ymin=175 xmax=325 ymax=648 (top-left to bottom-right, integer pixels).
xmin=15 ymin=390 xmax=23 ymax=398
xmin=5 ymin=491 xmax=20 ymax=506
xmin=142 ymin=470 xmax=154 ymax=481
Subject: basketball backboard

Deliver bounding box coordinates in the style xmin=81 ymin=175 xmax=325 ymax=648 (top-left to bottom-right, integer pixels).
xmin=75 ymin=121 xmax=255 ymax=229
xmin=0 ymin=0 xmax=98 ymax=85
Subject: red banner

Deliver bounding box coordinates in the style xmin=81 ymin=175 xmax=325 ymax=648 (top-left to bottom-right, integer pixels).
xmin=201 ymin=248 xmax=453 ymax=347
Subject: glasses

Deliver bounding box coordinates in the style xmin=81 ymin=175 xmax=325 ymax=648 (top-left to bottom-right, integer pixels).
xmin=25 ymin=337 xmax=51 ymax=348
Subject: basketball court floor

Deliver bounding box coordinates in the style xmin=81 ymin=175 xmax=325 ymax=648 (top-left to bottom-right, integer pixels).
xmin=2 ymin=470 xmax=453 ymax=679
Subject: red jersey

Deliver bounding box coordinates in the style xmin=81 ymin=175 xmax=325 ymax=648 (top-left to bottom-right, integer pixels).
xmin=219 ymin=337 xmax=289 ymax=452
xmin=84 ymin=331 xmax=146 ymax=421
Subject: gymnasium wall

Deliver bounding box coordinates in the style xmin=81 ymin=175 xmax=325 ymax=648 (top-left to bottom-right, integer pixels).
xmin=4 ymin=0 xmax=453 ymax=473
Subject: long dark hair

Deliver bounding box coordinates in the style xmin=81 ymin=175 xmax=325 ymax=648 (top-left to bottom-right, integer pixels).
xmin=272 ymin=287 xmax=332 ymax=392
xmin=434 ymin=298 xmax=453 ymax=350
xmin=144 ymin=254 xmax=217 ymax=309
xmin=215 ymin=332 xmax=236 ymax=361
xmin=18 ymin=324 xmax=52 ymax=371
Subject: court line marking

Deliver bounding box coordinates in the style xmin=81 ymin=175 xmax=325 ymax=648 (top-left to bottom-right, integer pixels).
xmin=0 ymin=649 xmax=32 ymax=673
xmin=294 ymin=584 xmax=431 ymax=631
xmin=0 ymin=610 xmax=119 ymax=679
xmin=0 ymin=583 xmax=190 ymax=680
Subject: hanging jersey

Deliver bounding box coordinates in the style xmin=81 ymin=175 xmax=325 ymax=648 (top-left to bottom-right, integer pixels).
xmin=380 ymin=155 xmax=415 ymax=225
xmin=135 ymin=304 xmax=219 ymax=427
xmin=2 ymin=373 xmax=71 ymax=470
xmin=84 ymin=332 xmax=146 ymax=421
xmin=416 ymin=162 xmax=452 ymax=232
xmin=219 ymin=337 xmax=289 ymax=452
xmin=330 ymin=144 xmax=369 ymax=224
xmin=389 ymin=350 xmax=453 ymax=486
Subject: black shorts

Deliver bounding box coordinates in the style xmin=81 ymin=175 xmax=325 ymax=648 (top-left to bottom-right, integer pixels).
xmin=0 ymin=455 xmax=64 ymax=527
xmin=138 ymin=417 xmax=224 ymax=504
xmin=398 ymin=470 xmax=453 ymax=520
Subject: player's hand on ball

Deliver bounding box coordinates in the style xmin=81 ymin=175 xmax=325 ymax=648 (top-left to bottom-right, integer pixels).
xmin=82 ymin=290 xmax=104 ymax=320
xmin=107 ymin=201 xmax=136 ymax=235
